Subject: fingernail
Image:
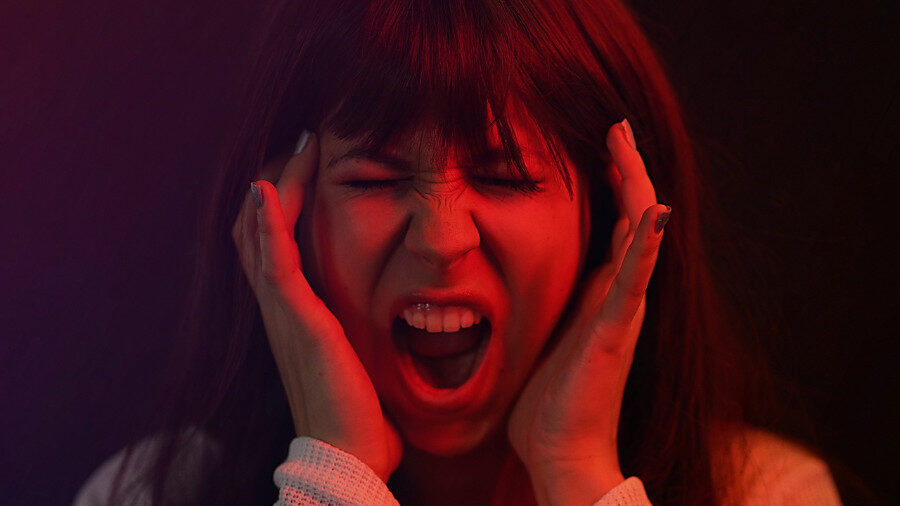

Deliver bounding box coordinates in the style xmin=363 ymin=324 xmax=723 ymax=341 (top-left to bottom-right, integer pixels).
xmin=250 ymin=181 xmax=263 ymax=208
xmin=655 ymin=206 xmax=671 ymax=234
xmin=294 ymin=130 xmax=311 ymax=155
xmin=620 ymin=118 xmax=637 ymax=150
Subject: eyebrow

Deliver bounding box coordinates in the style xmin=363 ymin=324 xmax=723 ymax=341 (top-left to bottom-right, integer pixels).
xmin=326 ymin=147 xmax=414 ymax=173
xmin=325 ymin=147 xmax=529 ymax=173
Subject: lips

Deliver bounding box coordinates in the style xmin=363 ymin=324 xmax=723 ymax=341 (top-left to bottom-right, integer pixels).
xmin=390 ymin=317 xmax=500 ymax=413
xmin=392 ymin=315 xmax=489 ymax=381
xmin=385 ymin=287 xmax=501 ymax=412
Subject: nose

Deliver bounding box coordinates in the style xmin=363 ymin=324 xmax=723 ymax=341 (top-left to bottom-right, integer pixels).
xmin=404 ymin=192 xmax=480 ymax=271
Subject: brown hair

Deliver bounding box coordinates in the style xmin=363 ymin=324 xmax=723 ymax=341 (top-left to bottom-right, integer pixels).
xmin=109 ymin=1 xmax=780 ymax=504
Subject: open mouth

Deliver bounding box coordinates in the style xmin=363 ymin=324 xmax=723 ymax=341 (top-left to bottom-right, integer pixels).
xmin=391 ymin=316 xmax=492 ymax=389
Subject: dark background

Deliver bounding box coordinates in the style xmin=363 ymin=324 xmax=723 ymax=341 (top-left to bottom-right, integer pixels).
xmin=1 ymin=1 xmax=896 ymax=504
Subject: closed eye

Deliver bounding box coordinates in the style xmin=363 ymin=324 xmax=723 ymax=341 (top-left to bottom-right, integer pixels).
xmin=341 ymin=179 xmax=405 ymax=191
xmin=475 ymin=177 xmax=545 ymax=194
xmin=340 ymin=177 xmax=545 ymax=195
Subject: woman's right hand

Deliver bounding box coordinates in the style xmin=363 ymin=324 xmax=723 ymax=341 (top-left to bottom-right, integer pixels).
xmin=231 ymin=131 xmax=403 ymax=482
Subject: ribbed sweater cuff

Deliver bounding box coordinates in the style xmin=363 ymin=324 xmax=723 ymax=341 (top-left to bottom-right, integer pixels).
xmin=591 ymin=476 xmax=652 ymax=506
xmin=273 ymin=436 xmax=650 ymax=506
xmin=273 ymin=436 xmax=399 ymax=506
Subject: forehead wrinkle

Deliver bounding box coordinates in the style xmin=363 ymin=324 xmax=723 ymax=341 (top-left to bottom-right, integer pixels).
xmin=412 ymin=175 xmax=468 ymax=211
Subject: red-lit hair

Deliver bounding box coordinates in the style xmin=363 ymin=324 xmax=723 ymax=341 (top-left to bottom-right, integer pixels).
xmin=109 ymin=1 xmax=781 ymax=504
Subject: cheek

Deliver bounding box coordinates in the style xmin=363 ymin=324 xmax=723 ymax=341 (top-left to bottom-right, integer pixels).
xmin=310 ymin=187 xmax=584 ymax=357
xmin=309 ymin=195 xmax=401 ymax=318
xmin=483 ymin=200 xmax=584 ymax=362
xmin=489 ymin=196 xmax=584 ymax=290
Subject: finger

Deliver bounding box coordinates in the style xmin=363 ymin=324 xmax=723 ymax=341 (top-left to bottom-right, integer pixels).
xmin=253 ymin=180 xmax=302 ymax=284
xmin=605 ymin=120 xmax=657 ymax=232
xmin=608 ymin=215 xmax=631 ymax=269
xmin=276 ymin=131 xmax=319 ymax=229
xmin=595 ymin=204 xmax=670 ymax=344
xmin=568 ymin=216 xmax=630 ymax=338
xmin=581 ymin=217 xmax=628 ymax=303
xmin=604 ymin=161 xmax=635 ymax=269
xmin=232 ymin=187 xmax=260 ymax=277
xmin=606 ymin=159 xmax=624 ymax=213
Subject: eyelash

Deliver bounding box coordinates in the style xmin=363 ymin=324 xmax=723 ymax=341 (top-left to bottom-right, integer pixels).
xmin=342 ymin=178 xmax=545 ymax=195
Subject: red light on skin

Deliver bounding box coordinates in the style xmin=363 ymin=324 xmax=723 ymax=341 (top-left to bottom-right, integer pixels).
xmin=246 ymin=89 xmax=663 ymax=503
xmin=295 ymin=98 xmax=592 ymax=462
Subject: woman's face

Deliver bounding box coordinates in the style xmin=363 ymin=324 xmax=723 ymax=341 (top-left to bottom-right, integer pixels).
xmin=297 ymin=104 xmax=592 ymax=456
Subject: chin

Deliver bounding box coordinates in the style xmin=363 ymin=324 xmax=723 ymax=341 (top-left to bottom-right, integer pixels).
xmin=401 ymin=417 xmax=497 ymax=457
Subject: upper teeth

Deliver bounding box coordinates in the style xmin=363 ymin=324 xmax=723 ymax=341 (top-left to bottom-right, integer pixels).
xmin=401 ymin=303 xmax=483 ymax=333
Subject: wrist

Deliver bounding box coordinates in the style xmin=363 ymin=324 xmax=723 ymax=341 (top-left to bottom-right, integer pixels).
xmin=529 ymin=458 xmax=625 ymax=506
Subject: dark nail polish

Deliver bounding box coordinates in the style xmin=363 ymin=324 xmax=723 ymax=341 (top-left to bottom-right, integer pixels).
xmin=250 ymin=182 xmax=263 ymax=208
xmin=655 ymin=209 xmax=670 ymax=234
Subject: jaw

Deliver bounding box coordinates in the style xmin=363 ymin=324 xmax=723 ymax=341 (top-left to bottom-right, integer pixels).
xmin=394 ymin=404 xmax=506 ymax=457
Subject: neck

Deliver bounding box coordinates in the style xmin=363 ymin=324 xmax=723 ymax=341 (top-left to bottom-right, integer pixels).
xmin=388 ymin=429 xmax=537 ymax=506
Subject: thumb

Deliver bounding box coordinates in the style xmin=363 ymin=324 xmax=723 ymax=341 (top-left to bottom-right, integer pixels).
xmin=252 ymin=180 xmax=303 ymax=283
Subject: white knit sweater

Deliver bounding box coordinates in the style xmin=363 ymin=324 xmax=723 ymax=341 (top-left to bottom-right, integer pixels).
xmin=73 ymin=429 xmax=842 ymax=505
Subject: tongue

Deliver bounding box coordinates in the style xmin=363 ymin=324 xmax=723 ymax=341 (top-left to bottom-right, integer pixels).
xmin=393 ymin=319 xmax=489 ymax=389
xmin=412 ymin=349 xmax=482 ymax=388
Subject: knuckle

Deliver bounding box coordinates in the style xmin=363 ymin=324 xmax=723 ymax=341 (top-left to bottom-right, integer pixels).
xmin=613 ymin=276 xmax=643 ymax=301
xmin=638 ymin=244 xmax=659 ymax=269
xmin=622 ymin=281 xmax=643 ymax=300
xmin=587 ymin=318 xmax=630 ymax=353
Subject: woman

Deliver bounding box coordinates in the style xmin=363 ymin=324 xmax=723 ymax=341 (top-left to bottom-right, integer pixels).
xmin=74 ymin=0 xmax=842 ymax=505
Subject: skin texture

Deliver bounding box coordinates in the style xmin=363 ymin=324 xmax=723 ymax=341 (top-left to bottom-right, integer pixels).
xmin=302 ymin=105 xmax=592 ymax=457
xmin=232 ymin=104 xmax=668 ymax=505
xmin=508 ymin=120 xmax=666 ymax=504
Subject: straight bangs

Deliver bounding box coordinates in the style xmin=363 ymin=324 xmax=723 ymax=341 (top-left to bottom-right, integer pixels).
xmin=117 ymin=0 xmax=761 ymax=504
xmin=267 ymin=0 xmax=633 ymax=201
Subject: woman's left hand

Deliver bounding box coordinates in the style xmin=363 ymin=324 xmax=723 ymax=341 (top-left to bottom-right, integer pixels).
xmin=507 ymin=119 xmax=670 ymax=506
